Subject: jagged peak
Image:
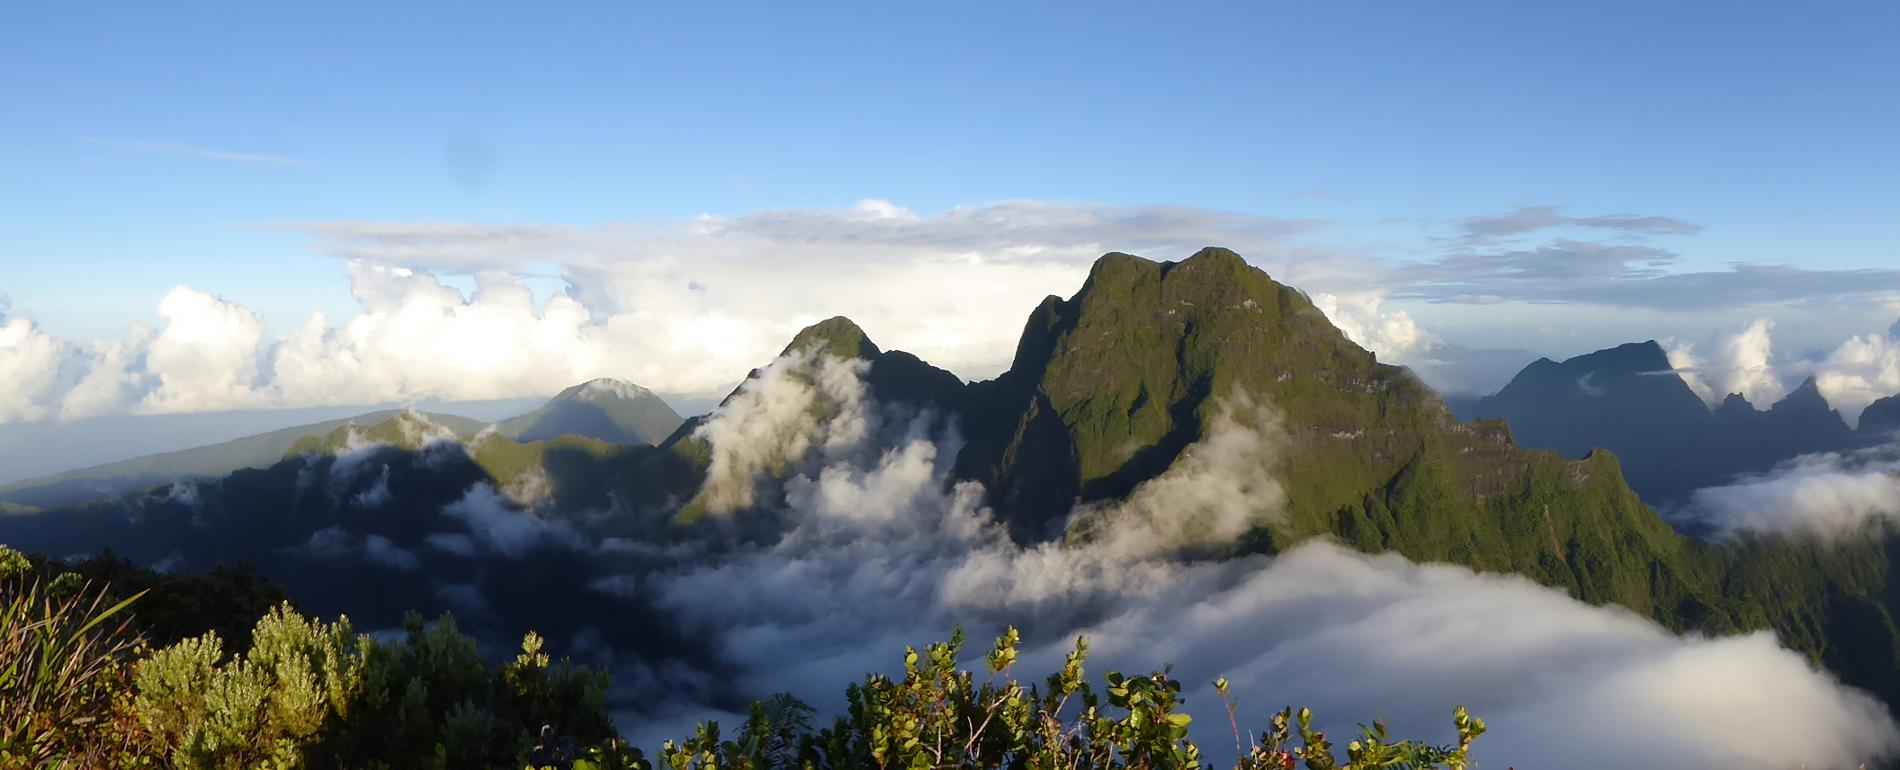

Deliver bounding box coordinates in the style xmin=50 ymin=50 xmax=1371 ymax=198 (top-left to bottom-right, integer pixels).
xmin=1716 ymin=392 xmax=1756 ymax=413
xmin=782 ymin=316 xmax=880 ymax=360
xmin=1771 ymin=376 xmax=1833 ymax=413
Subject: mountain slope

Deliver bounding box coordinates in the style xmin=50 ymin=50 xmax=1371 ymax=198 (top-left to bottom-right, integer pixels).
xmin=938 ymin=248 xmax=1712 ymax=617
xmin=1466 ymin=342 xmax=1713 ymax=502
xmin=0 ymin=410 xmax=487 ymax=509
xmin=494 ymin=378 xmax=685 ymax=446
xmin=1471 ymin=346 xmax=1883 ymax=504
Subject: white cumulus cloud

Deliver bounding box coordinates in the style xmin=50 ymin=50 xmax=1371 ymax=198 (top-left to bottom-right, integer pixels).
xmin=1676 ymin=444 xmax=1900 ymax=539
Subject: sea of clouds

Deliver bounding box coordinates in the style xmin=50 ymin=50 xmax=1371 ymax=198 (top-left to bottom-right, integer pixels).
xmin=548 ymin=351 xmax=1898 ymax=769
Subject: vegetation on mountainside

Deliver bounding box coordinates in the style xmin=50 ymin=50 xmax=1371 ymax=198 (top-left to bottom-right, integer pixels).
xmin=0 ymin=553 xmax=1482 ymax=770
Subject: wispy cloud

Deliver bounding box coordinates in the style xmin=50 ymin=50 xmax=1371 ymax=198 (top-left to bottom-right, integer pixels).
xmin=81 ymin=138 xmax=310 ymax=166
xmin=1458 ymin=205 xmax=1702 ymax=245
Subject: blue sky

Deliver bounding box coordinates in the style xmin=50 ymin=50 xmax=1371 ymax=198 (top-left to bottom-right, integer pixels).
xmin=1 ymin=1 xmax=1898 ymax=420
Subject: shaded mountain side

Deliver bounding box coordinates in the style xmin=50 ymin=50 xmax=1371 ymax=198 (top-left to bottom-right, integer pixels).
xmin=1467 ymin=342 xmax=1715 ymax=502
xmin=1470 ymin=344 xmax=1888 ymax=504
xmin=0 ymin=413 xmax=711 ymax=684
xmin=1865 ymin=395 xmax=1900 ymax=438
xmin=1709 ymin=376 xmax=1862 ymax=472
xmin=494 ymin=378 xmax=684 ymax=445
xmin=0 ymin=410 xmax=488 ymax=510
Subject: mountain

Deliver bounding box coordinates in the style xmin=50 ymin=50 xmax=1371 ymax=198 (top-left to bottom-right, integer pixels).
xmin=652 ymin=249 xmax=1703 ymax=615
xmin=1700 ymin=377 xmax=1863 ymax=485
xmin=1463 ymin=341 xmax=1713 ymax=503
xmin=7 ymin=247 xmax=1900 ymax=726
xmin=0 ymin=377 xmax=681 ymax=511
xmin=1469 ymin=347 xmax=1886 ymax=504
xmin=1863 ymin=394 xmax=1900 ymax=438
xmin=0 ymin=410 xmax=488 ymax=510
xmin=494 ymin=378 xmax=685 ymax=445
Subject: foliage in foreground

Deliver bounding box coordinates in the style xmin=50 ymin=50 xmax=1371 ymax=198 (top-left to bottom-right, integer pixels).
xmin=0 ymin=547 xmax=1482 ymax=770
xmin=0 ymin=571 xmax=145 ymax=766
xmin=657 ymin=628 xmax=1484 ymax=770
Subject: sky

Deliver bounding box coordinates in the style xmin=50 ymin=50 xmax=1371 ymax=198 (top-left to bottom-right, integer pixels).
xmin=2 ymin=1 xmax=1899 ymax=435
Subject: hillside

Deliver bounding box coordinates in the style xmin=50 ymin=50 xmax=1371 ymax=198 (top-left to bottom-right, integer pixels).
xmin=0 ymin=410 xmax=488 ymax=510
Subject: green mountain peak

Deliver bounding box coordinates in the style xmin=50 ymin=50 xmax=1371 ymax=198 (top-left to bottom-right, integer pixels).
xmin=782 ymin=316 xmax=880 ymax=360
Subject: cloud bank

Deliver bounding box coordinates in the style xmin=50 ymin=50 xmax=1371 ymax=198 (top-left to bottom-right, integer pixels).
xmin=1677 ymin=443 xmax=1900 ymax=539
xmin=599 ymin=354 xmax=1897 ymax=770
xmin=8 ymin=200 xmax=1900 ymax=424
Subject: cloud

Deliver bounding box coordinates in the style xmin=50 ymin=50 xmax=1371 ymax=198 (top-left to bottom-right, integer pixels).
xmin=609 ymin=354 xmax=1899 ymax=769
xmin=283 ymin=200 xmax=1325 ymax=274
xmin=0 ymin=315 xmax=73 ymax=422
xmin=1668 ymin=317 xmax=1900 ymax=424
xmin=440 ymin=482 xmax=582 ymax=557
xmin=142 ymin=287 xmax=270 ymax=413
xmin=7 ymin=200 xmax=1899 ymax=423
xmin=1066 ymin=547 xmax=1895 ymax=770
xmin=81 ymin=138 xmax=309 ymax=166
xmin=1310 ymin=291 xmax=1435 ymax=364
xmin=296 ymin=526 xmax=421 ymax=571
xmin=1063 ymin=391 xmax=1288 ymax=561
xmin=1408 ymin=207 xmax=1900 ymax=310
xmin=1458 ymin=205 xmax=1703 ymax=245
xmin=1407 ymin=253 xmax=1900 ymax=310
xmin=1675 ymin=444 xmax=1900 ymax=539
xmin=1665 ymin=319 xmax=1786 ymax=407
xmin=1814 ymin=325 xmax=1900 ymax=426
xmin=687 ymin=350 xmax=875 ymax=515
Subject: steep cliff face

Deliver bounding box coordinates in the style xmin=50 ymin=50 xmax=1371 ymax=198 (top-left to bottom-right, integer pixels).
xmin=925 ymin=248 xmax=1696 ymax=617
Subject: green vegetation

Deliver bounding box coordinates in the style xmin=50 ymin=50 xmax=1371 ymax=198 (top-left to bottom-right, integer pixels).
xmin=1 ymin=558 xmax=1482 ymax=770
xmin=0 ymin=571 xmax=145 ymax=766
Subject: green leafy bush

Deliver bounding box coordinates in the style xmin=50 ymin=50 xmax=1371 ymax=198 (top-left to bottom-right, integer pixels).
xmin=659 ymin=627 xmax=1482 ymax=770
xmin=132 ymin=603 xmax=369 ymax=769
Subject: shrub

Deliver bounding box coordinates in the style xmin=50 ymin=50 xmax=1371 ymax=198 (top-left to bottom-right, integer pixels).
xmin=132 ymin=603 xmax=368 ymax=770
xmin=660 ymin=627 xmax=1484 ymax=770
xmin=6 ymin=578 xmax=1483 ymax=770
xmin=0 ymin=571 xmax=147 ymax=768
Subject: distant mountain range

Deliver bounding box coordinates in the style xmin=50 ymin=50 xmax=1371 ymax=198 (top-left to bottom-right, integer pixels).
xmin=1456 ymin=340 xmax=1899 ymax=504
xmin=6 ymin=247 xmax=1900 ymax=731
xmin=0 ymin=379 xmax=683 ymax=511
